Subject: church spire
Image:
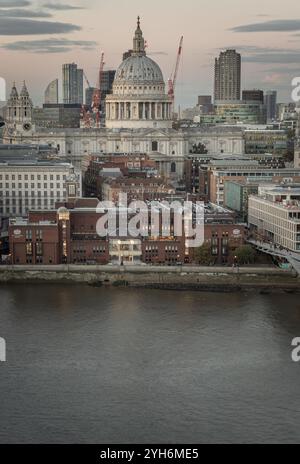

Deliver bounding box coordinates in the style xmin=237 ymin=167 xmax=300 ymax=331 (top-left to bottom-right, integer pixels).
xmin=20 ymin=80 xmax=29 ymax=97
xmin=10 ymin=82 xmax=18 ymax=99
xmin=133 ymin=16 xmax=145 ymax=56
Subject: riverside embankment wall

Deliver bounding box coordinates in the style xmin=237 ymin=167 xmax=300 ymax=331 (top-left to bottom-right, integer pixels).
xmin=0 ymin=265 xmax=298 ymax=292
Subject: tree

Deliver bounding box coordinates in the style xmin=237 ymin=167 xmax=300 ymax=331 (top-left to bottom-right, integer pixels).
xmin=194 ymin=243 xmax=215 ymax=266
xmin=233 ymin=245 xmax=257 ymax=265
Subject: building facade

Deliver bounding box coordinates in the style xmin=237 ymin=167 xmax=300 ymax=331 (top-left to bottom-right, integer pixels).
xmin=44 ymin=79 xmax=59 ymax=104
xmin=0 ymin=161 xmax=81 ymax=217
xmin=242 ymin=90 xmax=264 ymax=104
xmin=62 ymin=63 xmax=84 ymax=105
xmin=106 ymin=18 xmax=173 ymax=130
xmin=214 ymin=50 xmax=241 ymax=102
xmin=248 ymin=186 xmax=300 ymax=251
xmin=265 ymin=91 xmax=277 ymax=123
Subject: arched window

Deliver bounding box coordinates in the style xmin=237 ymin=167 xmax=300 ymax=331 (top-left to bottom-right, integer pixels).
xmin=171 ymin=162 xmax=176 ymax=173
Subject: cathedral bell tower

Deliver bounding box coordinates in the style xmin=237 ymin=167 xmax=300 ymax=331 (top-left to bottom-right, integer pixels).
xmin=4 ymin=81 xmax=34 ymax=141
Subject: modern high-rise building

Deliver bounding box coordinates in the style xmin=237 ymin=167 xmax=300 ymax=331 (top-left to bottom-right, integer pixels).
xmin=101 ymin=70 xmax=116 ymax=100
xmin=62 ymin=63 xmax=84 ymax=105
xmin=197 ymin=95 xmax=213 ymax=114
xmin=85 ymin=87 xmax=97 ymax=107
xmin=44 ymin=79 xmax=59 ymax=104
xmin=242 ymin=89 xmax=264 ymax=104
xmin=265 ymin=90 xmax=277 ymax=123
xmin=84 ymin=71 xmax=115 ymax=110
xmin=77 ymin=68 xmax=84 ymax=105
xmin=214 ymin=50 xmax=241 ymax=102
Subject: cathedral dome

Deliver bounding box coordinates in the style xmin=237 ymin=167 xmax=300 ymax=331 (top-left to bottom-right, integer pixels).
xmin=112 ymin=17 xmax=165 ymax=96
xmin=105 ymin=17 xmax=172 ymax=130
xmin=114 ymin=55 xmax=164 ymax=87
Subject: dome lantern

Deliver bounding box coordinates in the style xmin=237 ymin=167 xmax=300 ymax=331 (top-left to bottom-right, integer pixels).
xmin=133 ymin=16 xmax=146 ymax=56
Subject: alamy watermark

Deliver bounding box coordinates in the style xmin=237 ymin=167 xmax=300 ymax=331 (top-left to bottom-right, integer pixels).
xmin=0 ymin=337 xmax=6 ymax=362
xmin=0 ymin=77 xmax=6 ymax=105
xmin=95 ymin=194 xmax=205 ymax=248
xmin=291 ymin=338 xmax=300 ymax=363
xmin=291 ymin=77 xmax=300 ymax=102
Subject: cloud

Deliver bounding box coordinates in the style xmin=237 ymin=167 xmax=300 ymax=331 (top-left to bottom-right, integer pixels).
xmin=2 ymin=38 xmax=97 ymax=53
xmin=0 ymin=8 xmax=52 ymax=18
xmin=0 ymin=17 xmax=80 ymax=34
xmin=231 ymin=19 xmax=300 ymax=33
xmin=217 ymin=45 xmax=300 ymax=65
xmin=0 ymin=0 xmax=31 ymax=6
xmin=264 ymin=66 xmax=300 ymax=74
xmin=262 ymin=73 xmax=285 ymax=84
xmin=243 ymin=52 xmax=300 ymax=64
xmin=43 ymin=2 xmax=84 ymax=10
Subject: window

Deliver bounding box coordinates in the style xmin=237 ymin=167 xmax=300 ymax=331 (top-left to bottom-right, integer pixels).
xmin=152 ymin=141 xmax=158 ymax=152
xmin=26 ymin=242 xmax=33 ymax=255
xmin=36 ymin=242 xmax=43 ymax=256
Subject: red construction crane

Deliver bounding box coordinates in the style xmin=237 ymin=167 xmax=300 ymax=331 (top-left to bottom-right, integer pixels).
xmin=168 ymin=36 xmax=183 ymax=117
xmin=92 ymin=52 xmax=105 ymax=127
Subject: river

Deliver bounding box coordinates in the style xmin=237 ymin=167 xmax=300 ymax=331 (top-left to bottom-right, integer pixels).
xmin=0 ymin=283 xmax=299 ymax=443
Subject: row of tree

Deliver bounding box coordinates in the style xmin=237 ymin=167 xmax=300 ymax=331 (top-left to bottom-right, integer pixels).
xmin=194 ymin=244 xmax=258 ymax=266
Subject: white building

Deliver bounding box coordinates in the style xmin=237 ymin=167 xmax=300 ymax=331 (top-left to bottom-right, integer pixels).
xmin=248 ymin=186 xmax=300 ymax=252
xmin=0 ymin=161 xmax=81 ymax=217
xmin=44 ymin=79 xmax=59 ymax=105
xmin=106 ymin=17 xmax=172 ymax=130
xmin=3 ymin=18 xmax=244 ymax=180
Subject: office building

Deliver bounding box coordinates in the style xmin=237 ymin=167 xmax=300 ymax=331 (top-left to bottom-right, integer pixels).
xmin=248 ymin=186 xmax=300 ymax=251
xmin=85 ymin=87 xmax=97 ymax=107
xmin=44 ymin=79 xmax=59 ymax=104
xmin=62 ymin=63 xmax=84 ymax=105
xmin=0 ymin=160 xmax=81 ymax=217
xmin=213 ymin=100 xmax=265 ymax=124
xmin=33 ymin=104 xmax=82 ymax=129
xmin=265 ymin=90 xmax=277 ymax=123
xmin=244 ymin=129 xmax=288 ymax=156
xmin=101 ymin=70 xmax=116 ymax=101
xmin=224 ymin=179 xmax=259 ymax=220
xmin=197 ymin=95 xmax=213 ymax=114
xmin=214 ymin=50 xmax=241 ymax=102
xmin=242 ymin=90 xmax=264 ymax=104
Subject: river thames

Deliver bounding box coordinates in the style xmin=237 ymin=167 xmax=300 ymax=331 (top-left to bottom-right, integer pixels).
xmin=0 ymin=283 xmax=299 ymax=444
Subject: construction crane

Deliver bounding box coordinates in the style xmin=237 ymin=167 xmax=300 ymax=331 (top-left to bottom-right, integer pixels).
xmin=92 ymin=52 xmax=105 ymax=128
xmin=83 ymin=71 xmax=91 ymax=89
xmin=168 ymin=36 xmax=183 ymax=118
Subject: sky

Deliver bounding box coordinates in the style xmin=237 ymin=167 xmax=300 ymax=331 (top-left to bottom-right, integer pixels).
xmin=1 ymin=0 xmax=300 ymax=107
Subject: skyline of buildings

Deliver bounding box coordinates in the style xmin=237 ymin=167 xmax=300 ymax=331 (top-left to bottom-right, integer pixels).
xmin=3 ymin=45 xmax=289 ymax=118
xmin=1 ymin=16 xmax=300 ymax=271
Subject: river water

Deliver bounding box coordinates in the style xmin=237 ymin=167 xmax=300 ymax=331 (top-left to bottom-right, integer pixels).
xmin=0 ymin=283 xmax=299 ymax=444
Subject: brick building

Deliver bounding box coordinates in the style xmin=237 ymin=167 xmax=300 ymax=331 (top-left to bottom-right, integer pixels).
xmin=9 ymin=198 xmax=185 ymax=265
xmin=102 ymin=177 xmax=176 ymax=203
xmin=8 ymin=199 xmax=246 ymax=266
xmin=83 ymin=153 xmax=158 ymax=198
